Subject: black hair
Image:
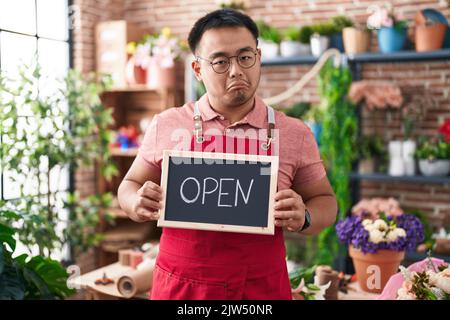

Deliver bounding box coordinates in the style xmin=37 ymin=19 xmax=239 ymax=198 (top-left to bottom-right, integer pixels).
xmin=187 ymin=9 xmax=259 ymax=54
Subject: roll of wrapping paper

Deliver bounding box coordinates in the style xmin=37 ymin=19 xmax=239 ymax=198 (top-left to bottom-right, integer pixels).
xmin=117 ymin=264 xmax=154 ymax=298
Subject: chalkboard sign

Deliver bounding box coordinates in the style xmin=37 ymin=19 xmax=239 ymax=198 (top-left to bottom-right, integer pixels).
xmin=158 ymin=150 xmax=279 ymax=235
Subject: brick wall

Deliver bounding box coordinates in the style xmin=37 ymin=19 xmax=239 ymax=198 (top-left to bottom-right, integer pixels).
xmin=73 ymin=1 xmax=450 ymax=234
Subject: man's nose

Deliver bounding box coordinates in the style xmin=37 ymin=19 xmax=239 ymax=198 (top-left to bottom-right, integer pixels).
xmin=228 ymin=57 xmax=243 ymax=78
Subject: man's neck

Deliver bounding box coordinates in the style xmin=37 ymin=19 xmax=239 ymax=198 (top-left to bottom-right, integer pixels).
xmin=208 ymin=95 xmax=256 ymax=124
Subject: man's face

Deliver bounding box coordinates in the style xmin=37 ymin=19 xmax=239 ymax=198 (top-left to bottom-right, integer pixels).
xmin=192 ymin=27 xmax=261 ymax=108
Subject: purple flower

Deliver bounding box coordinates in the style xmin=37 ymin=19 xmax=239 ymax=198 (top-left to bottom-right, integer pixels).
xmin=336 ymin=213 xmax=424 ymax=254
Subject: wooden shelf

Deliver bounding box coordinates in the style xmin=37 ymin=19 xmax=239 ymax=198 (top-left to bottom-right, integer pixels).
xmin=104 ymin=84 xmax=171 ymax=93
xmin=349 ymin=172 xmax=450 ymax=185
xmin=261 ymin=48 xmax=450 ymax=66
xmin=110 ymin=147 xmax=138 ymax=157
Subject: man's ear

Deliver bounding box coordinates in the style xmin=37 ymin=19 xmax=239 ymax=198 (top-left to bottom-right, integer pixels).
xmin=191 ymin=59 xmax=202 ymax=81
xmin=257 ymin=48 xmax=262 ymax=63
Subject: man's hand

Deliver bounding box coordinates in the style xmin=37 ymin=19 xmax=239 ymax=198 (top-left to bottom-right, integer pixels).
xmin=131 ymin=181 xmax=164 ymax=222
xmin=273 ymin=189 xmax=306 ymax=232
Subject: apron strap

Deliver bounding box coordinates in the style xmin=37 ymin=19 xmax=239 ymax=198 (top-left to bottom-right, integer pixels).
xmin=262 ymin=106 xmax=275 ymax=150
xmin=193 ymin=102 xmax=204 ymax=143
xmin=193 ymin=100 xmax=275 ymax=148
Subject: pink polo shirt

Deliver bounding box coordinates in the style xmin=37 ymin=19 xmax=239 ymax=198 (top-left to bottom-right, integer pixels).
xmin=137 ymin=94 xmax=326 ymax=190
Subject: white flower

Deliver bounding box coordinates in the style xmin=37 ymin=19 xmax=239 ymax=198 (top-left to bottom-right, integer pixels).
xmin=362 ymin=219 xmax=372 ymax=227
xmin=396 ymin=287 xmax=416 ymax=300
xmin=386 ymin=230 xmax=398 ymax=242
xmin=393 ymin=228 xmax=406 ymax=238
xmin=369 ymin=229 xmax=385 ymax=244
xmin=373 ymin=219 xmax=388 ymax=231
xmin=429 ymin=268 xmax=450 ymax=294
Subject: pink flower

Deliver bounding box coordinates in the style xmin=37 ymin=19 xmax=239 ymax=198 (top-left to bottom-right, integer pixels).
xmin=352 ymin=197 xmax=404 ymax=219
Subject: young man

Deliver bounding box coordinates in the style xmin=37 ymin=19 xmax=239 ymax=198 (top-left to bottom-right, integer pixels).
xmin=118 ymin=9 xmax=337 ymax=300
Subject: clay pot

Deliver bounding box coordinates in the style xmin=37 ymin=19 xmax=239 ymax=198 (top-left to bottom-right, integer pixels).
xmin=125 ymin=56 xmax=147 ymax=85
xmin=343 ymin=27 xmax=371 ymax=54
xmin=415 ymin=24 xmax=447 ymax=52
xmin=146 ymin=57 xmax=176 ymax=89
xmin=349 ymin=245 xmax=405 ymax=294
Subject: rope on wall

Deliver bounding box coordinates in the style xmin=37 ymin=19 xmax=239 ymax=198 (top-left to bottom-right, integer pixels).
xmin=262 ymin=48 xmax=343 ymax=107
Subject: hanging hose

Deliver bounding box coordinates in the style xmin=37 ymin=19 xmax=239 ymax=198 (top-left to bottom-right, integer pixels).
xmin=262 ymin=48 xmax=343 ymax=106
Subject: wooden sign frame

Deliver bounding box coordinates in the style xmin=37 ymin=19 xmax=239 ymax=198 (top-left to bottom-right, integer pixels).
xmin=158 ymin=150 xmax=279 ymax=235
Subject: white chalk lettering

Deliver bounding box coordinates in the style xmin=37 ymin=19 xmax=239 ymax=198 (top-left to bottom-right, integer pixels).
xmin=235 ymin=179 xmax=254 ymax=206
xmin=202 ymin=177 xmax=218 ymax=204
xmin=180 ymin=177 xmax=200 ymax=203
xmin=218 ymin=178 xmax=234 ymax=207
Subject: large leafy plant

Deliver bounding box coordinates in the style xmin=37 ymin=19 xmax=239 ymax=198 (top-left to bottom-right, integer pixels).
xmin=315 ymin=59 xmax=358 ymax=265
xmin=0 ymin=62 xmax=117 ymax=259
xmin=0 ymin=208 xmax=74 ymax=299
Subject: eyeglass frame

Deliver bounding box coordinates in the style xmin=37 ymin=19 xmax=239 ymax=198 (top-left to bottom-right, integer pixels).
xmin=195 ymin=48 xmax=259 ymax=74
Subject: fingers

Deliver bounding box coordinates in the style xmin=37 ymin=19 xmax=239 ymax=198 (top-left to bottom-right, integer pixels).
xmin=135 ymin=207 xmax=160 ymax=222
xmin=134 ymin=181 xmax=164 ymax=222
xmin=274 ymin=210 xmax=298 ymax=220
xmin=274 ymin=198 xmax=299 ymax=210
xmin=275 ymin=189 xmax=299 ymax=201
xmin=137 ymin=196 xmax=163 ymax=211
xmin=137 ymin=181 xmax=164 ymax=201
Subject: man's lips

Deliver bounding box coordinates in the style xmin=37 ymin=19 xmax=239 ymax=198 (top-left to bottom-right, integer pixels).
xmin=228 ymin=82 xmax=249 ymax=90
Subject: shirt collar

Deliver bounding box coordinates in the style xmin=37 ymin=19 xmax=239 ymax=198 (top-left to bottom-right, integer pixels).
xmin=197 ymin=94 xmax=268 ymax=129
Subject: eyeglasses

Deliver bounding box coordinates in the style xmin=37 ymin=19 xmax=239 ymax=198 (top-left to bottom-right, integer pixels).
xmin=196 ymin=49 xmax=258 ymax=74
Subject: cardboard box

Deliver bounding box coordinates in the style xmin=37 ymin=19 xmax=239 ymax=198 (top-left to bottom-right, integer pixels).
xmin=96 ymin=20 xmax=145 ymax=87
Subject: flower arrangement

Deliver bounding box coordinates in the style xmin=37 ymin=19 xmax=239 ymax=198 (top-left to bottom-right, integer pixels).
xmin=366 ymin=3 xmax=408 ymax=30
xmin=127 ymin=27 xmax=187 ymax=70
xmin=395 ymin=258 xmax=449 ymax=300
xmin=336 ymin=198 xmax=424 ymax=254
xmin=348 ymin=81 xmax=403 ymax=110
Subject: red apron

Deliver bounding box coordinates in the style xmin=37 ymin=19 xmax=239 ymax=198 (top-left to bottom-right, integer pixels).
xmin=150 ymin=103 xmax=292 ymax=300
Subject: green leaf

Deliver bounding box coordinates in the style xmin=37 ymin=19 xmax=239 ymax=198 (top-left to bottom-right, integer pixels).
xmin=0 ymin=264 xmax=25 ymax=300
xmin=306 ymin=283 xmax=320 ymax=291
xmin=0 ymin=223 xmax=16 ymax=252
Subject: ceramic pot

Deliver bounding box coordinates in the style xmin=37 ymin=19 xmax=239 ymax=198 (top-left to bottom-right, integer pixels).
xmin=343 ymin=27 xmax=371 ymax=54
xmin=349 ymin=245 xmax=405 ymax=294
xmin=310 ymin=35 xmax=329 ymax=57
xmin=418 ymin=159 xmax=450 ymax=176
xmin=415 ymin=23 xmax=447 ymax=52
xmin=377 ymin=27 xmax=407 ymax=53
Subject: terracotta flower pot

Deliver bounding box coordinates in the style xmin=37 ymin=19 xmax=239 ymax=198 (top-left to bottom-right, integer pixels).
xmin=415 ymin=24 xmax=447 ymax=52
xmin=125 ymin=56 xmax=147 ymax=85
xmin=349 ymin=245 xmax=405 ymax=294
xmin=146 ymin=57 xmax=176 ymax=89
xmin=343 ymin=27 xmax=371 ymax=54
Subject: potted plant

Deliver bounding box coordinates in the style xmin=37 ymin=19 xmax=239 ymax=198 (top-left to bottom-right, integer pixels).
xmin=329 ymin=15 xmax=354 ymax=52
xmin=146 ymin=27 xmax=187 ymax=89
xmin=256 ymin=20 xmax=281 ymax=60
xmin=216 ymin=0 xmax=246 ymax=11
xmin=343 ymin=22 xmax=372 ymax=54
xmin=414 ymin=9 xmax=448 ymax=52
xmin=280 ymin=26 xmax=303 ymax=57
xmin=310 ymin=22 xmax=334 ymax=57
xmin=336 ymin=198 xmax=425 ymax=293
xmin=367 ymin=4 xmax=409 ymax=53
xmin=357 ymin=134 xmax=387 ymax=174
xmin=415 ymin=135 xmax=450 ymax=177
xmin=298 ymin=25 xmax=313 ymax=54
